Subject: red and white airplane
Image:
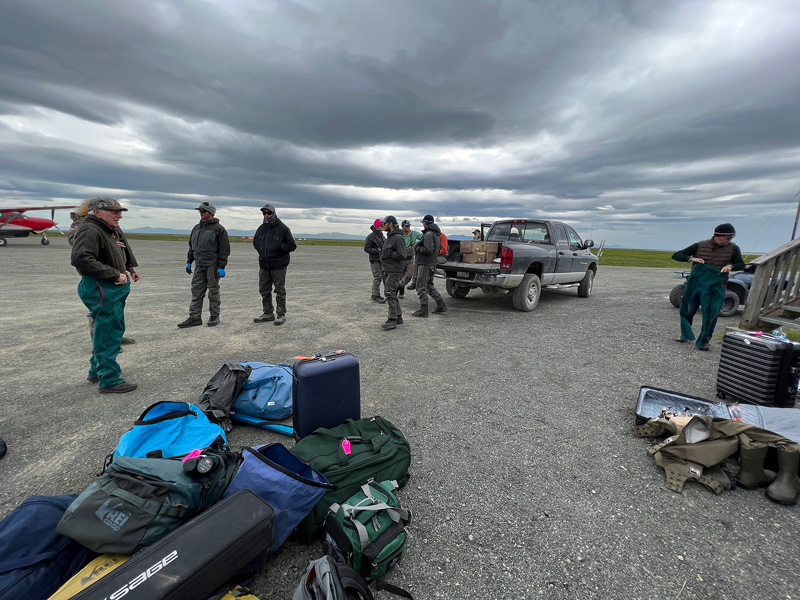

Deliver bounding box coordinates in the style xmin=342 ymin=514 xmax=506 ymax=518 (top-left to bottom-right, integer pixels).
xmin=0 ymin=205 xmax=78 ymax=246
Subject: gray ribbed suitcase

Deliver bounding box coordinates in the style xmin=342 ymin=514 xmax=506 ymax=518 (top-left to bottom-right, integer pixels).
xmin=716 ymin=331 xmax=800 ymax=407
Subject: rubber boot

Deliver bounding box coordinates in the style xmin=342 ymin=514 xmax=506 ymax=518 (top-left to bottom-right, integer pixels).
xmin=735 ymin=446 xmax=777 ymax=489
xmin=766 ymin=449 xmax=800 ymax=505
xmin=412 ymin=298 xmax=428 ymax=318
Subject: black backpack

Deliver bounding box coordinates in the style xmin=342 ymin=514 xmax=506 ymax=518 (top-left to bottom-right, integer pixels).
xmin=196 ymin=363 xmax=253 ymax=432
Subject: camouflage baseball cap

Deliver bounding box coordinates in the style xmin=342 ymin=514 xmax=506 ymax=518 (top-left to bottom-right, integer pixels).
xmin=88 ymin=197 xmax=127 ymax=211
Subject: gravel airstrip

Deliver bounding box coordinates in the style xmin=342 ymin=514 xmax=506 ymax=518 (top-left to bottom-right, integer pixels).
xmin=1 ymin=237 xmax=798 ymax=600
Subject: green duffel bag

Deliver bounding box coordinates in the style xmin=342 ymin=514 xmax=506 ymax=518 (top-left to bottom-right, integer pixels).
xmin=56 ymin=448 xmax=238 ymax=554
xmin=290 ymin=416 xmax=411 ymax=543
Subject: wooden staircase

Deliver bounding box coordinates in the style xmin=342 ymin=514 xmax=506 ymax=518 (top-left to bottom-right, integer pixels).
xmin=740 ymin=238 xmax=800 ymax=331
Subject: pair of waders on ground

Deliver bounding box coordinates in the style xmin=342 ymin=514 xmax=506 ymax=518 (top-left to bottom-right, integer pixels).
xmin=635 ymin=414 xmax=800 ymax=505
xmin=78 ymin=276 xmax=130 ymax=390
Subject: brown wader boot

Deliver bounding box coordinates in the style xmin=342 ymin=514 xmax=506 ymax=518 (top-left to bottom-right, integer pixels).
xmin=735 ymin=446 xmax=777 ymax=489
xmin=766 ymin=449 xmax=800 ymax=505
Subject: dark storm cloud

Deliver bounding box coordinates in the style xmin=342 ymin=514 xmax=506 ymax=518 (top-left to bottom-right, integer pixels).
xmin=0 ymin=0 xmax=799 ymax=250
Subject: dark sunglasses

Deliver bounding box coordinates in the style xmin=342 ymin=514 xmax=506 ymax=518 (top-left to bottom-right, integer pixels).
xmin=262 ymin=211 xmax=273 ymax=216
xmin=199 ymin=209 xmax=210 ymax=214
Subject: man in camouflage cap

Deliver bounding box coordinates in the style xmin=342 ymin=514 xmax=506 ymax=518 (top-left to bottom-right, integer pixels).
xmin=70 ymin=197 xmax=137 ymax=393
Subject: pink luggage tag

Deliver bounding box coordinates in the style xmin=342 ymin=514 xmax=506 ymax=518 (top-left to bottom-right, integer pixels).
xmin=341 ymin=438 xmax=351 ymax=455
xmin=182 ymin=449 xmax=202 ymax=463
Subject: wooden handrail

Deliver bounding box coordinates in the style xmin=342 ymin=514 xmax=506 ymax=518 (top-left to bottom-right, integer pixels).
xmin=740 ymin=238 xmax=800 ymax=329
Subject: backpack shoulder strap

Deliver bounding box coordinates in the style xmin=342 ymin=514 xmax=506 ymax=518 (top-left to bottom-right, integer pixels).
xmin=331 ymin=561 xmax=374 ymax=600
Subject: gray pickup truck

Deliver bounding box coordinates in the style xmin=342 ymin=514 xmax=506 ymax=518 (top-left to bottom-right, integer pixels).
xmin=437 ymin=219 xmax=599 ymax=311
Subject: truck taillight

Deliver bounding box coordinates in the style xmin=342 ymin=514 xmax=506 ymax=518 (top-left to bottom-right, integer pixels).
xmin=500 ymin=246 xmax=513 ymax=270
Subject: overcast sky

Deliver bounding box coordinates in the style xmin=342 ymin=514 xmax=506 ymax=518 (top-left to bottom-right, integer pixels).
xmin=1 ymin=0 xmax=799 ymax=251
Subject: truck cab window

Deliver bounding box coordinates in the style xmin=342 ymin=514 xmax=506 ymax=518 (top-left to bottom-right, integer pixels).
xmin=523 ymin=224 xmax=550 ymax=243
xmin=566 ymin=227 xmax=583 ymax=250
xmin=555 ymin=224 xmax=569 ymax=248
xmin=487 ymin=223 xmax=510 ymax=242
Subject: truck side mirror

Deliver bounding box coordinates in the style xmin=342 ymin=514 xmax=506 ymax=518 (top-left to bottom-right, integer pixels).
xmin=582 ymin=240 xmax=594 ymax=249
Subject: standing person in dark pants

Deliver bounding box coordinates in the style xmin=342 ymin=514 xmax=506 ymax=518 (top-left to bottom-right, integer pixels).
xmin=398 ymin=219 xmax=421 ymax=298
xmin=672 ymin=223 xmax=745 ymax=351
xmin=178 ymin=202 xmax=230 ymax=328
xmin=364 ymin=218 xmax=386 ymax=303
xmin=253 ymin=203 xmax=296 ymax=326
xmin=71 ymin=197 xmax=137 ymax=393
xmin=412 ymin=214 xmax=447 ymax=318
xmin=380 ymin=216 xmax=406 ymax=330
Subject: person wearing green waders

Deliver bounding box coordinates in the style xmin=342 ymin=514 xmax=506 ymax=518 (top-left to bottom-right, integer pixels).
xmin=672 ymin=223 xmax=745 ymax=351
xmin=71 ymin=197 xmax=137 ymax=393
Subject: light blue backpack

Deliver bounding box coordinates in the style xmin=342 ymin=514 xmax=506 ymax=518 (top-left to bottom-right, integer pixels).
xmin=112 ymin=401 xmax=226 ymax=460
xmin=231 ymin=362 xmax=293 ymax=425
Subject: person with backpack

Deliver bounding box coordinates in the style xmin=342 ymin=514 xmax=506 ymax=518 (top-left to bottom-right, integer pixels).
xmin=178 ymin=202 xmax=231 ymax=328
xmin=253 ymin=203 xmax=297 ymax=326
xmin=364 ymin=218 xmax=386 ymax=303
xmin=70 ymin=197 xmax=138 ymax=393
xmin=379 ymin=216 xmax=406 ymax=330
xmin=412 ymin=214 xmax=446 ymax=318
xmin=398 ymin=219 xmax=421 ymax=298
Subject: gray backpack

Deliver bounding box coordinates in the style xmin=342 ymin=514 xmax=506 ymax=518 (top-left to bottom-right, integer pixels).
xmin=293 ymin=556 xmax=373 ymax=600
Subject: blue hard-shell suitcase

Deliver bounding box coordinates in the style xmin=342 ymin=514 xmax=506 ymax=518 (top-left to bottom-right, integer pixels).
xmin=292 ymin=351 xmax=360 ymax=439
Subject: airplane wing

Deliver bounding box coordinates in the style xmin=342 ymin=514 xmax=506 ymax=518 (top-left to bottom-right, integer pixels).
xmin=0 ymin=205 xmax=78 ymax=213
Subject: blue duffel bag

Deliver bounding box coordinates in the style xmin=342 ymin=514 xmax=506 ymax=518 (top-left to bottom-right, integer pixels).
xmin=0 ymin=495 xmax=91 ymax=600
xmin=232 ymin=362 xmax=293 ymax=423
xmin=222 ymin=443 xmax=334 ymax=553
xmin=112 ymin=401 xmax=227 ymax=460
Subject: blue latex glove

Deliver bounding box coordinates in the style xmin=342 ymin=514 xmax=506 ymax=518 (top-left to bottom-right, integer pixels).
xmin=186 ymin=263 xmax=192 ymax=274
xmin=217 ymin=268 xmax=226 ymax=278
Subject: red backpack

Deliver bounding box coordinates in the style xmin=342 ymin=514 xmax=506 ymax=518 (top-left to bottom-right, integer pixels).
xmin=439 ymin=232 xmax=448 ymax=256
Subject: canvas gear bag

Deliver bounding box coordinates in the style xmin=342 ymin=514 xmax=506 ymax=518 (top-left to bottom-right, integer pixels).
xmin=232 ymin=362 xmax=293 ymax=423
xmin=290 ymin=417 xmax=411 ymax=543
xmin=111 ymin=401 xmax=227 ymax=461
xmin=197 ymin=363 xmax=253 ymax=432
xmin=324 ymin=480 xmax=411 ymax=582
xmin=293 ymin=555 xmax=373 ymax=600
xmin=57 ymin=445 xmax=239 ymax=554
xmin=0 ymin=495 xmax=91 ymax=600
xmin=222 ymin=443 xmax=334 ymax=554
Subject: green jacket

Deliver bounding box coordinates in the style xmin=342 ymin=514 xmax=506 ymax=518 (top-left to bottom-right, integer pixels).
xmin=71 ymin=215 xmax=128 ymax=281
xmin=402 ymin=230 xmax=422 ymax=259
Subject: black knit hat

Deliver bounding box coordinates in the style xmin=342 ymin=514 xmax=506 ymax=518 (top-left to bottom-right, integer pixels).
xmin=714 ymin=223 xmax=736 ymax=236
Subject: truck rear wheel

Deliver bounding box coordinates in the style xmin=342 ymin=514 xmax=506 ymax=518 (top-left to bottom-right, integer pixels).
xmin=577 ymin=269 xmax=594 ymax=298
xmin=446 ymin=280 xmax=470 ymax=298
xmin=512 ymin=273 xmax=541 ymax=311
xmin=669 ymin=284 xmax=684 ymax=308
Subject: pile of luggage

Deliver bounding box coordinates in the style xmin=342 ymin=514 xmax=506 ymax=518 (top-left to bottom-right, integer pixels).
xmin=1 ymin=351 xmax=414 ymax=600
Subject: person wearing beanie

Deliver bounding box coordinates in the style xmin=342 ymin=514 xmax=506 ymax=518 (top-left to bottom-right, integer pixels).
xmin=412 ymin=214 xmax=447 ymax=317
xmin=70 ymin=197 xmax=138 ymax=393
xmin=178 ymin=202 xmax=231 ymax=329
xmin=379 ymin=216 xmax=406 ymax=329
xmin=672 ymin=223 xmax=745 ymax=351
xmin=398 ymin=219 xmax=422 ymax=297
xmin=253 ymin=204 xmax=297 ymax=326
xmin=364 ymin=217 xmax=386 ymax=303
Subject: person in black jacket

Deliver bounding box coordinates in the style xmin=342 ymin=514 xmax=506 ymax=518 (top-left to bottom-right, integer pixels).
xmin=380 ymin=216 xmax=406 ymax=330
xmin=253 ymin=204 xmax=297 ymax=326
xmin=364 ymin=218 xmax=386 ymax=303
xmin=71 ymin=197 xmax=137 ymax=393
xmin=178 ymin=202 xmax=230 ymax=328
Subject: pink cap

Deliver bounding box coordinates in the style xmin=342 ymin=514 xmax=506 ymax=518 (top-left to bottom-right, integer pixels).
xmin=373 ymin=218 xmax=384 ymax=228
